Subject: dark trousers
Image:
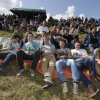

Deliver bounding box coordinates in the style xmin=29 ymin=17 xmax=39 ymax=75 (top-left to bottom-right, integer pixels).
xmin=17 ymin=49 xmax=42 ymax=70
xmin=76 ymin=56 xmax=96 ymax=88
xmin=0 ymin=52 xmax=16 ymax=69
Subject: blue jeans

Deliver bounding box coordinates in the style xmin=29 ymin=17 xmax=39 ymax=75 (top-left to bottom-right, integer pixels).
xmin=56 ymin=59 xmax=79 ymax=83
xmin=0 ymin=52 xmax=16 ymax=69
xmin=89 ymin=43 xmax=99 ymax=52
xmin=76 ymin=56 xmax=96 ymax=88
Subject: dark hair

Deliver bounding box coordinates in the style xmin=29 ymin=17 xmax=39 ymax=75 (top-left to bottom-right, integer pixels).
xmin=12 ymin=34 xmax=21 ymax=40
xmin=27 ymin=27 xmax=32 ymax=31
xmin=27 ymin=32 xmax=34 ymax=37
xmin=74 ymin=40 xmax=81 ymax=44
xmin=42 ymin=31 xmax=47 ymax=34
xmin=59 ymin=39 xmax=65 ymax=43
xmin=15 ymin=26 xmax=20 ymax=30
xmin=65 ymin=28 xmax=69 ymax=31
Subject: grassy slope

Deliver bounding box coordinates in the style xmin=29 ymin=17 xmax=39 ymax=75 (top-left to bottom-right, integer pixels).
xmin=0 ymin=29 xmax=100 ymax=100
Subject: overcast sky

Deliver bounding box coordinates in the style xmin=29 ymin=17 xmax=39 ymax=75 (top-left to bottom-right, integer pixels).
xmin=0 ymin=0 xmax=100 ymax=20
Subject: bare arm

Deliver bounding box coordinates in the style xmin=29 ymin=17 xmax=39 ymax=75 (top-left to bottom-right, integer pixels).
xmin=59 ymin=52 xmax=73 ymax=59
xmin=43 ymin=48 xmax=56 ymax=56
xmin=72 ymin=54 xmax=89 ymax=59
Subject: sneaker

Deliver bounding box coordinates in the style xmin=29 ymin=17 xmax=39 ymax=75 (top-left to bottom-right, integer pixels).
xmin=43 ymin=77 xmax=52 ymax=83
xmin=30 ymin=69 xmax=35 ymax=77
xmin=16 ymin=69 xmax=24 ymax=76
xmin=62 ymin=82 xmax=68 ymax=93
xmin=73 ymin=83 xmax=79 ymax=94
xmin=42 ymin=81 xmax=53 ymax=89
xmin=89 ymin=86 xmax=99 ymax=97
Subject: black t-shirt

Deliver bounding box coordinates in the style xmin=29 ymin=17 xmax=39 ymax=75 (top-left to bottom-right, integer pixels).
xmin=63 ymin=34 xmax=73 ymax=43
xmin=54 ymin=34 xmax=62 ymax=41
xmin=14 ymin=20 xmax=20 ymax=25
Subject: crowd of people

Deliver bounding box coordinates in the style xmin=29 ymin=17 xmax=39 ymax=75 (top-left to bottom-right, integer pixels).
xmin=0 ymin=14 xmax=100 ymax=98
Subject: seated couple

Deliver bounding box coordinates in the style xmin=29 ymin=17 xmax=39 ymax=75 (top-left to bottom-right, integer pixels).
xmin=0 ymin=32 xmax=42 ymax=77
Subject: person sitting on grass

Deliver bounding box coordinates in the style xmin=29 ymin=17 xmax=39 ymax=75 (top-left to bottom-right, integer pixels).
xmin=82 ymin=27 xmax=100 ymax=52
xmin=93 ymin=46 xmax=100 ymax=76
xmin=71 ymin=41 xmax=99 ymax=97
xmin=41 ymin=36 xmax=56 ymax=89
xmin=16 ymin=32 xmax=42 ymax=77
xmin=0 ymin=35 xmax=20 ymax=71
xmin=55 ymin=39 xmax=80 ymax=94
xmin=14 ymin=26 xmax=24 ymax=47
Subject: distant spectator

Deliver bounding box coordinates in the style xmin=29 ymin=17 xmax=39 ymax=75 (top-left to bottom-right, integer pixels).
xmin=2 ymin=18 xmax=9 ymax=31
xmin=62 ymin=29 xmax=75 ymax=49
xmin=69 ymin=27 xmax=79 ymax=40
xmin=37 ymin=21 xmax=49 ymax=35
xmin=13 ymin=17 xmax=20 ymax=31
xmin=14 ymin=26 xmax=23 ymax=47
xmin=20 ymin=18 xmax=27 ymax=31
xmin=50 ymin=25 xmax=57 ymax=37
xmin=39 ymin=31 xmax=51 ymax=48
xmin=82 ymin=27 xmax=100 ymax=52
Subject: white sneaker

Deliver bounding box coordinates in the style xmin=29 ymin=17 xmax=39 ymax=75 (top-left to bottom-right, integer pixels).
xmin=42 ymin=81 xmax=53 ymax=89
xmin=62 ymin=82 xmax=68 ymax=93
xmin=30 ymin=69 xmax=35 ymax=77
xmin=43 ymin=77 xmax=53 ymax=83
xmin=73 ymin=83 xmax=79 ymax=94
xmin=17 ymin=69 xmax=24 ymax=76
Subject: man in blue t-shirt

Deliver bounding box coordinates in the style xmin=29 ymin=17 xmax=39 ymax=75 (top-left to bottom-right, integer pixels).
xmin=16 ymin=32 xmax=41 ymax=77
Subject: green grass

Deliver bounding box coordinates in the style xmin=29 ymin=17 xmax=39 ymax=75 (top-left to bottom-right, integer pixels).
xmin=0 ymin=28 xmax=100 ymax=100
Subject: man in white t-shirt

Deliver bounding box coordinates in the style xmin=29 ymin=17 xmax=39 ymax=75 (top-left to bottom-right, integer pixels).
xmin=37 ymin=21 xmax=49 ymax=35
xmin=0 ymin=35 xmax=20 ymax=71
xmin=71 ymin=41 xmax=99 ymax=97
